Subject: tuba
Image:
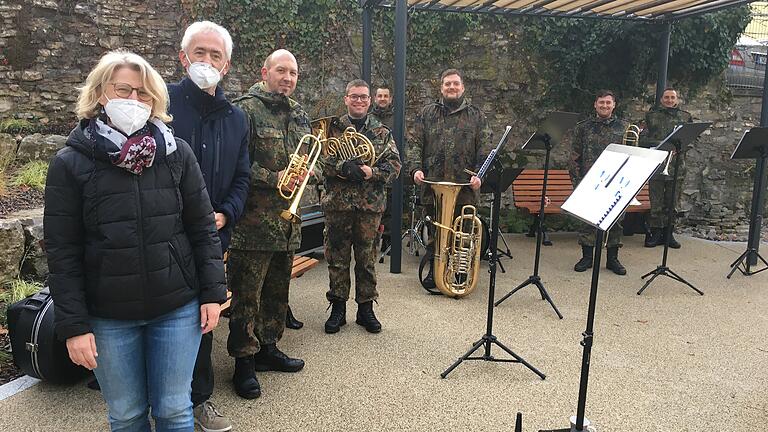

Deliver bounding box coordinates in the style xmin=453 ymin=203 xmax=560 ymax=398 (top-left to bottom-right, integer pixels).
xmin=277 ymin=132 xmax=323 ymax=223
xmin=422 ymin=180 xmax=483 ymax=298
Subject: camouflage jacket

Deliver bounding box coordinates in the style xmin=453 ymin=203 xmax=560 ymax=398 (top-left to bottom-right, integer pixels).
xmin=229 ymin=82 xmax=311 ymax=251
xmin=408 ymin=97 xmax=492 ymax=203
xmin=370 ymin=104 xmax=393 ymax=129
xmin=639 ymin=106 xmax=693 ymax=180
xmin=566 ymin=114 xmax=628 ymax=185
xmin=320 ymin=114 xmax=401 ymax=213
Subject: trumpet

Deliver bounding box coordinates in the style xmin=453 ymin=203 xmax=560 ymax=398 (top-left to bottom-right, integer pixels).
xmin=278 ymin=133 xmax=323 ymax=223
xmin=622 ymin=124 xmax=641 ymax=146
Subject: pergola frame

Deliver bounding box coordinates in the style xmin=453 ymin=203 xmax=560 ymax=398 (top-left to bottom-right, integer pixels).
xmin=359 ymin=0 xmax=760 ymax=274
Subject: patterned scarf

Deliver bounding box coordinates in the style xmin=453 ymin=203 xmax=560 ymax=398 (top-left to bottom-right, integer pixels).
xmin=108 ymin=126 xmax=157 ymax=175
xmin=92 ymin=118 xmax=157 ymax=175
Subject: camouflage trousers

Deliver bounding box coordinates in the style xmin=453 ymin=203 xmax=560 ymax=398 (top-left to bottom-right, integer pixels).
xmin=648 ymin=178 xmax=683 ymax=228
xmin=325 ymin=211 xmax=381 ymax=304
xmin=226 ymin=249 xmax=292 ymax=358
xmin=578 ymin=217 xmax=623 ymax=248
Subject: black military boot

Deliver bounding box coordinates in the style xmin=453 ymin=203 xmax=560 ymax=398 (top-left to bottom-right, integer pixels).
xmin=667 ymin=232 xmax=681 ymax=249
xmin=422 ymin=248 xmax=437 ymax=289
xmin=232 ymin=356 xmax=261 ymax=399
xmin=356 ymin=301 xmax=382 ymax=333
xmin=285 ymin=305 xmax=303 ymax=330
xmin=253 ymin=344 xmax=305 ymax=373
xmin=573 ymin=246 xmax=594 ymax=272
xmin=606 ymin=247 xmax=627 ymax=276
xmin=644 ymin=228 xmax=662 ymax=247
xmin=324 ymin=300 xmax=347 ymax=334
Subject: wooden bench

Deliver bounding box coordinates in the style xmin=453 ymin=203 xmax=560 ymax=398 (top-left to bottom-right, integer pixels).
xmin=512 ymin=169 xmax=650 ymax=215
xmin=221 ymin=255 xmax=320 ymax=313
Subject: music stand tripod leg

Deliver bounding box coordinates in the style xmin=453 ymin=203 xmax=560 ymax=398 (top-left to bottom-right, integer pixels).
xmin=639 ymin=139 xmax=701 ymax=295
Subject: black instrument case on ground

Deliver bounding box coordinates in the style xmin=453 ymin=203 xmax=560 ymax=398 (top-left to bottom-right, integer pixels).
xmin=7 ymin=287 xmax=88 ymax=383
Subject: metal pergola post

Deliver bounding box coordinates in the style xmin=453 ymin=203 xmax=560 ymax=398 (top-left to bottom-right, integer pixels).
xmin=655 ymin=20 xmax=672 ymax=106
xmin=746 ymin=53 xmax=768 ymax=266
xmin=362 ymin=5 xmax=372 ymax=84
xmin=390 ymin=0 xmax=407 ymax=273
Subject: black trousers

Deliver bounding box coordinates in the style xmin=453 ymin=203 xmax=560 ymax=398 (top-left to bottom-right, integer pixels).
xmin=191 ymin=331 xmax=213 ymax=407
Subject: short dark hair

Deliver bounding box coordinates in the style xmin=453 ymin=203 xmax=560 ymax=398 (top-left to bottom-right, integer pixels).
xmin=375 ymin=85 xmax=391 ymax=93
xmin=440 ymin=69 xmax=463 ymax=83
xmin=663 ymin=87 xmax=678 ymax=95
xmin=595 ymin=89 xmax=616 ymax=102
xmin=345 ymin=79 xmax=370 ymax=94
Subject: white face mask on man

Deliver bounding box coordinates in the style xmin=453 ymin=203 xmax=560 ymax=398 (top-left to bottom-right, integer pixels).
xmin=187 ymin=61 xmax=225 ymax=90
xmin=103 ymin=97 xmax=152 ymax=136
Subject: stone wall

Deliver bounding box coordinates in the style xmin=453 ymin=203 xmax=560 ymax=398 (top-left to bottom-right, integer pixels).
xmin=0 ymin=0 xmax=765 ymax=238
xmin=0 ymin=0 xmax=186 ymax=130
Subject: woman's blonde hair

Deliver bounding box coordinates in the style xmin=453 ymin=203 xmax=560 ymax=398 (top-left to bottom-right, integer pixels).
xmin=76 ymin=49 xmax=171 ymax=122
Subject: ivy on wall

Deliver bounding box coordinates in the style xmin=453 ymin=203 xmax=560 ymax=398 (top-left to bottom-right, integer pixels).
xmin=191 ymin=1 xmax=750 ymax=114
xmin=192 ymin=0 xmax=357 ymax=77
xmin=517 ymin=7 xmax=751 ymax=113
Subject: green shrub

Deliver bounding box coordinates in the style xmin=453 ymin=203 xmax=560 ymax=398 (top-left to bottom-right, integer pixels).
xmin=11 ymin=160 xmax=48 ymax=191
xmin=0 ymin=119 xmax=34 ymax=135
xmin=0 ymin=279 xmax=43 ymax=328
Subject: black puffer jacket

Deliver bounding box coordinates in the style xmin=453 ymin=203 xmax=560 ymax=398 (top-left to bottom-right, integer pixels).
xmin=44 ymin=119 xmax=227 ymax=340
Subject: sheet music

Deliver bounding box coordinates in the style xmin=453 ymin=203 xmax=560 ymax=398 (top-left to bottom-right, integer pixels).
xmin=562 ymin=144 xmax=667 ymax=231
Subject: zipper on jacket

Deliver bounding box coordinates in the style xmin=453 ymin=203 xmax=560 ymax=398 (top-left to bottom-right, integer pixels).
xmin=168 ymin=241 xmax=195 ymax=289
xmin=133 ymin=176 xmax=149 ymax=306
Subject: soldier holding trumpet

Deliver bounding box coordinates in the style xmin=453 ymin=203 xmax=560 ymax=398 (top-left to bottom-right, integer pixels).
xmin=227 ymin=49 xmax=309 ymax=400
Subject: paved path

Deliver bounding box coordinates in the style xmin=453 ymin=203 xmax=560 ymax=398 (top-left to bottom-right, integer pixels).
xmin=0 ymin=233 xmax=766 ymax=431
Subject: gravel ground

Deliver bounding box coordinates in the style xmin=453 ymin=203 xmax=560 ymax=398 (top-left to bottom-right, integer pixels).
xmin=0 ymin=233 xmax=766 ymax=432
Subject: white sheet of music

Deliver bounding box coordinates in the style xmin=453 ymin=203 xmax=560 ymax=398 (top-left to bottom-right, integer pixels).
xmin=562 ymin=144 xmax=667 ymax=231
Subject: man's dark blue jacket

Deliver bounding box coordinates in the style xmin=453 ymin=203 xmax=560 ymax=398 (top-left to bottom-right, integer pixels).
xmin=168 ymin=77 xmax=250 ymax=252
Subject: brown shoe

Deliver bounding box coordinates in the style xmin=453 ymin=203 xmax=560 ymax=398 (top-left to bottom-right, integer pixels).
xmin=193 ymin=401 xmax=232 ymax=432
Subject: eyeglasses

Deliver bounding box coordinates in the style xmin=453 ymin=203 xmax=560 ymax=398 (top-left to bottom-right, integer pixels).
xmin=109 ymin=83 xmax=153 ymax=102
xmin=346 ymin=94 xmax=370 ymax=102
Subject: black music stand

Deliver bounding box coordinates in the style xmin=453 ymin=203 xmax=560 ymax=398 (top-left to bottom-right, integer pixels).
xmin=481 ymin=169 xmax=521 ymax=273
xmin=495 ymin=112 xmax=578 ymax=318
xmin=638 ymin=122 xmax=711 ymax=295
xmin=727 ymin=127 xmax=768 ymax=278
xmin=553 ymin=144 xmax=666 ymax=432
xmin=442 ymin=159 xmax=544 ymax=379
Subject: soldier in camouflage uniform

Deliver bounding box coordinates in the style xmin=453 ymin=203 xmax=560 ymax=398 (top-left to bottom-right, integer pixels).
xmin=408 ymin=69 xmax=493 ymax=288
xmin=639 ymin=87 xmax=693 ymax=249
xmin=227 ymin=49 xmax=308 ymax=399
xmin=322 ymin=79 xmax=401 ymax=335
xmin=370 ymin=85 xmax=394 ymax=254
xmin=371 ymin=85 xmax=394 ymax=128
xmin=566 ymin=90 xmax=628 ymax=275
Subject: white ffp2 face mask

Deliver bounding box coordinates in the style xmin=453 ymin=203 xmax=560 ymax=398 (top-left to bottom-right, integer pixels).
xmin=103 ymin=97 xmax=151 ymax=136
xmin=187 ymin=61 xmax=225 ymax=90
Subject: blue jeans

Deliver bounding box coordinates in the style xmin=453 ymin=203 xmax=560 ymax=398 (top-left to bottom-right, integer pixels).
xmin=90 ymin=300 xmax=202 ymax=432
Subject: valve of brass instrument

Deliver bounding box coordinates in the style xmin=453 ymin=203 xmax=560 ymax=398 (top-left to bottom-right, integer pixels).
xmin=278 ymin=133 xmax=323 ymax=223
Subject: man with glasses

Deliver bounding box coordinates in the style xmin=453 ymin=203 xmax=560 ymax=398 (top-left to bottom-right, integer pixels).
xmin=226 ymin=49 xmax=308 ymax=399
xmin=167 ymin=21 xmax=249 ymax=431
xmin=408 ymin=68 xmax=492 ymax=288
xmin=321 ymin=79 xmax=401 ymax=335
